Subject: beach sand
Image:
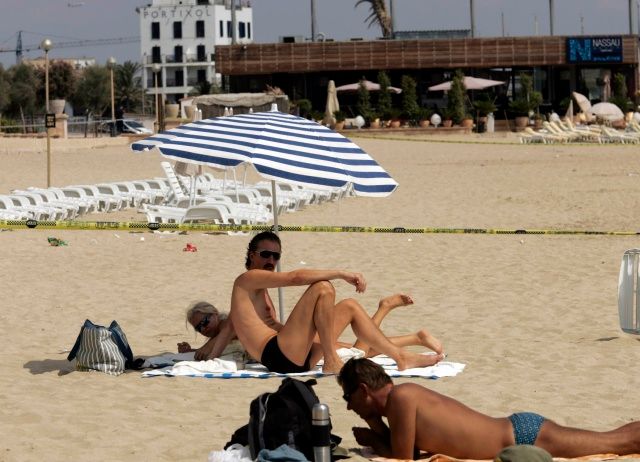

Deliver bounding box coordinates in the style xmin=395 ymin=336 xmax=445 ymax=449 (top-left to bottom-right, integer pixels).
xmin=1 ymin=133 xmax=640 ymax=461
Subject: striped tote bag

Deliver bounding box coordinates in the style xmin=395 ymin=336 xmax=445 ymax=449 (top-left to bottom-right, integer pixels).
xmin=67 ymin=320 xmax=134 ymax=376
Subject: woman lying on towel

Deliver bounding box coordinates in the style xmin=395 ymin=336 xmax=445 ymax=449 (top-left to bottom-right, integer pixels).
xmin=177 ymin=295 xmax=444 ymax=363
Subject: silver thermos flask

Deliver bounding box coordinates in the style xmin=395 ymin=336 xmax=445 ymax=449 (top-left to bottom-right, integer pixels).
xmin=312 ymin=403 xmax=331 ymax=462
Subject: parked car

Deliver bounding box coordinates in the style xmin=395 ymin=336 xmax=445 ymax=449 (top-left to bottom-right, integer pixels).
xmin=98 ymin=119 xmax=153 ymax=135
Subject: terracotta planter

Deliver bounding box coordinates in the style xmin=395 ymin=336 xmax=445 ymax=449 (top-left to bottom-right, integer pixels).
xmin=390 ymin=119 xmax=401 ymax=128
xmin=165 ymin=103 xmax=180 ymax=119
xmin=514 ymin=116 xmax=529 ymax=128
xmin=419 ymin=119 xmax=430 ymax=128
xmin=442 ymin=120 xmax=453 ymax=128
xmin=334 ymin=121 xmax=345 ymax=130
xmin=369 ymin=119 xmax=380 ymax=129
xmin=461 ymin=118 xmax=474 ymax=128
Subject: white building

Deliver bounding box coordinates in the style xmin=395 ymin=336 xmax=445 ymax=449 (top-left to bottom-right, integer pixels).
xmin=137 ymin=0 xmax=253 ymax=103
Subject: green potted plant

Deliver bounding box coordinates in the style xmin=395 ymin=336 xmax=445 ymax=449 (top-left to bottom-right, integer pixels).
xmin=368 ymin=110 xmax=381 ymax=129
xmin=333 ymin=110 xmax=346 ymax=130
xmin=473 ymin=97 xmax=497 ymax=118
xmin=446 ymin=70 xmax=467 ymax=126
xmin=509 ymin=73 xmax=542 ymax=129
xmin=388 ymin=107 xmax=402 ymax=128
xmin=441 ymin=107 xmax=454 ymax=127
xmin=417 ymin=107 xmax=432 ymax=128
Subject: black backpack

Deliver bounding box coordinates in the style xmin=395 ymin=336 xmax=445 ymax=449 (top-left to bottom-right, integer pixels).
xmin=248 ymin=377 xmax=325 ymax=461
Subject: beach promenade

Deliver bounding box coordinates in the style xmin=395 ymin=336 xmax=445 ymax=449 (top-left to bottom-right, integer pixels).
xmin=1 ymin=134 xmax=640 ymax=461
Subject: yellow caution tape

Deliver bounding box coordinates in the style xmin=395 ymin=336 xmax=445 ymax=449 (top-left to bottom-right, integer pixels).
xmin=1 ymin=220 xmax=640 ymax=236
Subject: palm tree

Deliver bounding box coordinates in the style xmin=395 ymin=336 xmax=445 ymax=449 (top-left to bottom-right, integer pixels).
xmin=115 ymin=61 xmax=143 ymax=113
xmin=355 ymin=0 xmax=392 ymax=39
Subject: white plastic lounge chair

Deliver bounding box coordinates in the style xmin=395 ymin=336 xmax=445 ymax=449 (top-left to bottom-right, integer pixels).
xmin=0 ymin=195 xmax=38 ymax=219
xmin=11 ymin=190 xmax=78 ymax=219
xmin=68 ymin=185 xmax=125 ymax=212
xmin=618 ymin=249 xmax=640 ymax=334
xmin=0 ymin=194 xmax=64 ymax=220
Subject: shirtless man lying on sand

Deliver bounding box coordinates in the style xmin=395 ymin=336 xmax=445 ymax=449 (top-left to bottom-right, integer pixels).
xmin=338 ymin=357 xmax=640 ymax=460
xmin=230 ymin=231 xmax=444 ymax=374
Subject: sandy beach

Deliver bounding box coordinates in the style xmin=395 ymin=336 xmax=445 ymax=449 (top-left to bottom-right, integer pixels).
xmin=2 ymin=133 xmax=640 ymax=461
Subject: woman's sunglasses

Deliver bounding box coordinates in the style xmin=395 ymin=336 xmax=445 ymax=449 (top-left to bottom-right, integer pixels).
xmin=195 ymin=314 xmax=211 ymax=333
xmin=257 ymin=250 xmax=281 ymax=261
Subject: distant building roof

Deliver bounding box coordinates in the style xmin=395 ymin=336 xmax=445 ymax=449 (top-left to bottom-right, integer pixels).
xmin=395 ymin=30 xmax=472 ymax=40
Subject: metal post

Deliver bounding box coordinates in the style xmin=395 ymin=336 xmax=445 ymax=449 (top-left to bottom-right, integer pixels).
xmin=152 ymin=63 xmax=161 ymax=132
xmin=107 ymin=57 xmax=116 ymax=136
xmin=549 ymin=0 xmax=554 ymax=36
xmin=311 ymin=0 xmax=317 ymax=41
xmin=469 ymin=0 xmax=475 ymax=38
xmin=41 ymin=39 xmax=52 ymax=187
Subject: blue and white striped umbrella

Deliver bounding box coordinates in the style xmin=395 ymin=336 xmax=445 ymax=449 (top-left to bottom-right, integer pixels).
xmin=131 ymin=110 xmax=398 ymax=197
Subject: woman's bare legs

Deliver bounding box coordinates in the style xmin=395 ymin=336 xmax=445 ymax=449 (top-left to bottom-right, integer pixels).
xmin=330 ymin=296 xmax=444 ymax=370
xmin=350 ymin=294 xmax=444 ymax=356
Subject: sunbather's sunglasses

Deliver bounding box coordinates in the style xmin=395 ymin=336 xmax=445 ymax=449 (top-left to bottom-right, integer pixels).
xmin=257 ymin=250 xmax=281 ymax=261
xmin=195 ymin=314 xmax=211 ymax=333
xmin=342 ymin=384 xmax=359 ymax=403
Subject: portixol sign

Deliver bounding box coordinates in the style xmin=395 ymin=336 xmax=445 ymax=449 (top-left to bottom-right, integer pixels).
xmin=141 ymin=6 xmax=212 ymax=21
xmin=566 ymin=36 xmax=623 ymax=63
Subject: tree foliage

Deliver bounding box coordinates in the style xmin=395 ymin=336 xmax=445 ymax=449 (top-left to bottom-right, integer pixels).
xmin=41 ymin=61 xmax=77 ymax=100
xmin=609 ymin=72 xmax=632 ymax=112
xmin=509 ymin=72 xmax=542 ymax=116
xmin=446 ymin=69 xmax=467 ymax=124
xmin=8 ymin=63 xmax=39 ymax=120
xmin=0 ymin=65 xmax=11 ymax=116
xmin=71 ymin=65 xmax=110 ymax=116
xmin=356 ymin=79 xmax=373 ymax=122
xmin=115 ymin=60 xmax=143 ymax=112
xmin=400 ymin=75 xmax=420 ymax=122
xmin=355 ymin=0 xmax=392 ymax=38
xmin=376 ymin=70 xmax=392 ymax=119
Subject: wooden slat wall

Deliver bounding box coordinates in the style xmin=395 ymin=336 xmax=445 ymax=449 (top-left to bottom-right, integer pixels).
xmin=216 ymin=36 xmax=639 ymax=75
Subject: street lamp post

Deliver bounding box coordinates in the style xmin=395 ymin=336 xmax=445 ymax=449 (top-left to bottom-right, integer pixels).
xmin=107 ymin=56 xmax=117 ymax=136
xmin=152 ymin=63 xmax=161 ymax=132
xmin=40 ymin=38 xmax=53 ymax=187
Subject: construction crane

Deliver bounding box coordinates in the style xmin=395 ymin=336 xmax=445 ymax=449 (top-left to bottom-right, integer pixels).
xmin=0 ymin=31 xmax=139 ymax=64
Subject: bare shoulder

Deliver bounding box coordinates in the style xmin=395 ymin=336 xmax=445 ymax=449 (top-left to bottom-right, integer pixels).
xmin=390 ymin=383 xmax=432 ymax=403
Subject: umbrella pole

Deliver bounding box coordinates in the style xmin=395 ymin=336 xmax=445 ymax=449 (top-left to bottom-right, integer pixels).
xmin=272 ymin=179 xmax=285 ymax=321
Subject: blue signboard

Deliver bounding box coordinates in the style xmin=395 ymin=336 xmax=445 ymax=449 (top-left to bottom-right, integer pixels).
xmin=566 ymin=36 xmax=623 ymax=63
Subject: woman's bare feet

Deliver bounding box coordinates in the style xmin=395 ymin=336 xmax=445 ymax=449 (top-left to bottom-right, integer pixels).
xmin=396 ymin=351 xmax=445 ymax=371
xmin=377 ymin=293 xmax=414 ymax=314
xmin=417 ymin=329 xmax=444 ymax=355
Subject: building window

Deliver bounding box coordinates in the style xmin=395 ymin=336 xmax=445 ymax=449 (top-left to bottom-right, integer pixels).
xmin=219 ymin=20 xmax=224 ymax=37
xmin=152 ymin=46 xmax=161 ymax=63
xmin=173 ymin=21 xmax=182 ymax=39
xmin=196 ymin=20 xmax=205 ymax=38
xmin=247 ymin=22 xmax=251 ymax=39
xmin=197 ymin=45 xmax=206 ymax=62
xmin=226 ymin=21 xmax=232 ymax=38
xmin=197 ymin=69 xmax=206 ymax=83
xmin=151 ymin=22 xmax=160 ymax=40
xmin=175 ymin=70 xmax=184 ymax=87
xmin=239 ymin=22 xmax=246 ymax=39
xmin=174 ymin=45 xmax=183 ymax=63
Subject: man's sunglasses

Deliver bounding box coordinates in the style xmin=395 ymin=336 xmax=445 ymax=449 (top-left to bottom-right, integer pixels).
xmin=257 ymin=250 xmax=281 ymax=261
xmin=342 ymin=384 xmax=359 ymax=403
xmin=195 ymin=314 xmax=211 ymax=333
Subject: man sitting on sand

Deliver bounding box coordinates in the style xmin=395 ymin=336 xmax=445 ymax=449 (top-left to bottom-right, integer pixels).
xmin=230 ymin=231 xmax=444 ymax=374
xmin=337 ymin=357 xmax=640 ymax=460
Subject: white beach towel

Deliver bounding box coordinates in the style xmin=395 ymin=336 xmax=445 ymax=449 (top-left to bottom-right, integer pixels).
xmin=141 ymin=349 xmax=465 ymax=379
